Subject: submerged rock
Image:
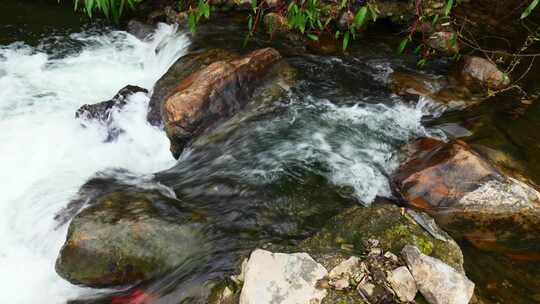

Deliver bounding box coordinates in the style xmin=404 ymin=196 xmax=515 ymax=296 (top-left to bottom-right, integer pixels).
xmin=239 ymin=249 xmax=328 ymax=304
xmin=126 ymin=20 xmax=155 ymax=40
xmin=402 ymin=245 xmax=475 ymax=304
xmin=76 ymin=85 xmax=147 ymax=123
xmin=162 ymin=47 xmax=284 ymax=158
xmin=55 ymin=191 xmax=207 ymax=287
xmin=75 ymin=85 xmax=148 ymax=140
xmin=393 ymin=138 xmax=540 ymax=258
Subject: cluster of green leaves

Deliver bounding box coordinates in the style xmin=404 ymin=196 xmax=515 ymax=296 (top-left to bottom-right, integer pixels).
xmin=397 ymin=0 xmax=456 ymax=67
xmin=337 ymin=3 xmax=379 ymax=50
xmin=184 ymin=0 xmax=378 ymax=50
xmin=187 ymin=0 xmax=211 ymax=33
xmin=284 ymin=0 xmax=378 ymax=49
xmin=73 ymin=0 xmax=140 ymax=22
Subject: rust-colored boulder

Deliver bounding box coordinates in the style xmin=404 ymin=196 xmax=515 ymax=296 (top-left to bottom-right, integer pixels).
xmin=393 ymin=138 xmax=540 ymax=258
xmin=147 ymin=48 xmax=239 ymax=125
xmin=456 ymin=56 xmax=510 ymax=91
xmin=390 ymin=72 xmax=482 ymax=112
xmin=162 ymin=48 xmax=283 ymax=158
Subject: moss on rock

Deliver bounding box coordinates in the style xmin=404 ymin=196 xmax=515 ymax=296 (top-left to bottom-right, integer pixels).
xmin=299 ymin=203 xmax=465 ymax=273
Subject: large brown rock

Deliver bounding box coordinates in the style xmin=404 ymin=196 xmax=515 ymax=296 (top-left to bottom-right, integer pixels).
xmin=147 ymin=48 xmax=238 ymax=125
xmin=393 ymin=138 xmax=540 ymax=258
xmin=162 ymin=47 xmax=283 ymax=158
xmin=390 ymin=72 xmax=482 ymax=112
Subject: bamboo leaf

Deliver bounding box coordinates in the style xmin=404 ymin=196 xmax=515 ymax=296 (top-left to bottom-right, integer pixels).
xmin=398 ymin=37 xmax=409 ymax=54
xmin=352 ymin=6 xmax=368 ymax=29
xmin=444 ymin=0 xmax=454 ymax=16
xmin=342 ymin=31 xmax=350 ymax=50
xmin=521 ymin=0 xmax=539 ymax=19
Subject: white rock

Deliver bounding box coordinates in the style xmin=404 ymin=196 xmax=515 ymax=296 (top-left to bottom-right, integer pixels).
xmin=357 ymin=279 xmax=376 ymax=298
xmin=402 ymin=245 xmax=474 ymax=304
xmin=239 ymin=249 xmax=328 ymax=304
xmin=333 ymin=277 xmax=350 ymax=291
xmin=387 ymin=266 xmax=417 ymax=302
xmin=383 ymin=251 xmax=399 ymax=262
xmin=328 ymin=256 xmax=362 ymax=279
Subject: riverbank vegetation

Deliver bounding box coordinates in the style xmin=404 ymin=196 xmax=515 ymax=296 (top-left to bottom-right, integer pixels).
xmin=71 ymin=0 xmax=540 ymax=101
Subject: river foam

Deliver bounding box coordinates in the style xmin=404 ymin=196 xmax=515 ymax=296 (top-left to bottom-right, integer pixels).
xmin=0 ymin=24 xmax=188 ymax=303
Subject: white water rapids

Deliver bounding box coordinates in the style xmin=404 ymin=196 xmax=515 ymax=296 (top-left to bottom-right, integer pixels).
xmin=0 ymin=24 xmax=188 ymax=303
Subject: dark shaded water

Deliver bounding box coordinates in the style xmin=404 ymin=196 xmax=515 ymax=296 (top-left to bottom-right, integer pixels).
xmin=2 ymin=2 xmax=540 ymax=304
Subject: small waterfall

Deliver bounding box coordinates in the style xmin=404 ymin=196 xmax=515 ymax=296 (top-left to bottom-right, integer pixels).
xmin=0 ymin=24 xmax=189 ymax=303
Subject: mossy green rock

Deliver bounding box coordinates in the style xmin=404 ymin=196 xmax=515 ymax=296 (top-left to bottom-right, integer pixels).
xmin=300 ymin=203 xmax=464 ymax=273
xmin=55 ymin=191 xmax=208 ymax=287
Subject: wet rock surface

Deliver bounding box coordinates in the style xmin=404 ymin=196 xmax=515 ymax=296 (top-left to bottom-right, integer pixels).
xmin=126 ymin=19 xmax=155 ymax=40
xmin=162 ymin=47 xmax=285 ymax=158
xmin=393 ymin=138 xmax=540 ymax=258
xmin=147 ymin=48 xmax=238 ymax=125
xmin=55 ymin=191 xmax=207 ymax=287
xmin=75 ymin=85 xmax=148 ymax=140
xmin=390 ymin=72 xmax=483 ymax=112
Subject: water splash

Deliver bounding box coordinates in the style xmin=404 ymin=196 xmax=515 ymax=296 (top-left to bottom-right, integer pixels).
xmin=0 ymin=24 xmax=189 ymax=303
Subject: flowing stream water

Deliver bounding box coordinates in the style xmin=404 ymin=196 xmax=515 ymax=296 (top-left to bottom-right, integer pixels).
xmin=0 ymin=22 xmax=190 ymax=303
xmin=3 ymin=3 xmax=540 ymax=304
xmin=0 ymin=18 xmax=435 ymax=302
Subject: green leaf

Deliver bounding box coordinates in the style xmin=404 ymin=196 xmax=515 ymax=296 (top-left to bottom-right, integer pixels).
xmin=352 ymin=6 xmax=368 ymax=29
xmin=398 ymin=37 xmax=409 ymax=54
xmin=251 ymin=0 xmax=257 ymax=12
xmin=188 ymin=12 xmax=197 ymax=34
xmin=432 ymin=14 xmax=439 ymax=26
xmin=367 ymin=3 xmax=379 ymax=22
xmin=444 ymin=0 xmax=454 ymax=16
xmin=417 ymin=58 xmax=427 ymax=68
xmin=521 ymin=0 xmax=539 ymax=19
xmin=342 ymin=31 xmax=350 ymax=50
xmin=335 ymin=30 xmax=341 ymax=39
xmin=248 ymin=14 xmax=253 ymax=31
xmin=307 ymin=34 xmax=319 ymax=41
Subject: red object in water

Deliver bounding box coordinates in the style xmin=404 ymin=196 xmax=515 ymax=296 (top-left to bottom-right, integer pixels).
xmin=111 ymin=290 xmax=154 ymax=304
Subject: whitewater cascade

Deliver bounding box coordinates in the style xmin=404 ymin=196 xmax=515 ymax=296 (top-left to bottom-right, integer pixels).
xmin=0 ymin=24 xmax=189 ymax=303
